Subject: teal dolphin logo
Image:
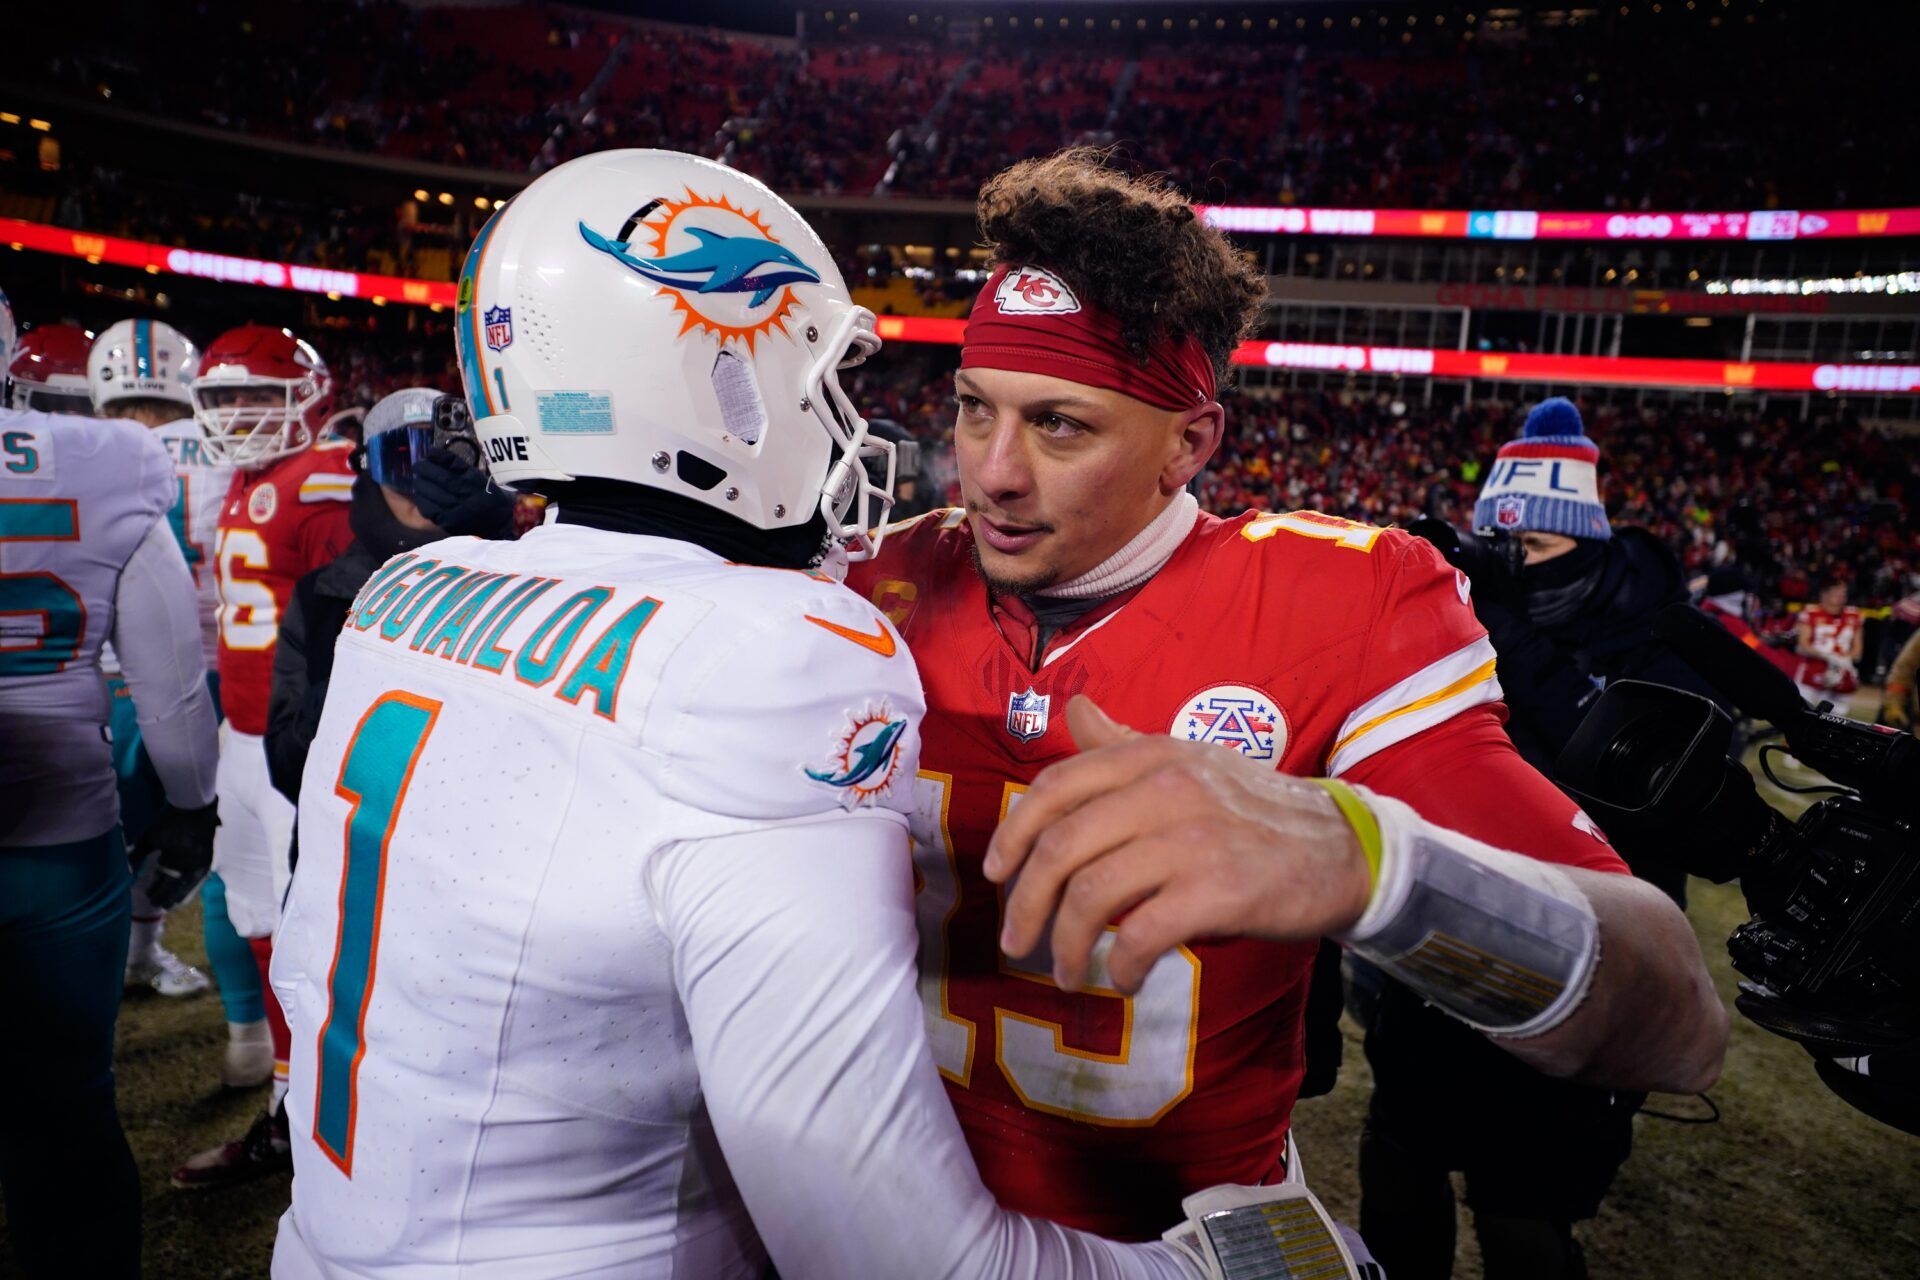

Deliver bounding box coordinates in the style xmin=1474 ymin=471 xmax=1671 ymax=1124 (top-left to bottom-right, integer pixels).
xmin=807 ymin=716 xmax=907 ymax=789
xmin=580 ymin=220 xmax=820 ymax=308
xmin=807 ymin=711 xmax=908 ymax=810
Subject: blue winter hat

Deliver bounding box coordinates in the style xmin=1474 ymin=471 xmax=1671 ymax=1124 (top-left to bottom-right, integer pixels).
xmin=1472 ymin=397 xmax=1611 ymax=540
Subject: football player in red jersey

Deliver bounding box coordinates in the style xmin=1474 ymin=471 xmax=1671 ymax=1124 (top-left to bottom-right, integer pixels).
xmin=1794 ymin=574 xmax=1866 ymax=700
xmin=846 ymin=150 xmax=1727 ymax=1242
xmin=172 ymin=324 xmax=355 ymax=1189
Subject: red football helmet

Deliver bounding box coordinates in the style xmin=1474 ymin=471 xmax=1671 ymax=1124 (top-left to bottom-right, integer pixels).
xmin=189 ymin=324 xmax=333 ymax=469
xmin=9 ymin=323 xmax=96 ymax=415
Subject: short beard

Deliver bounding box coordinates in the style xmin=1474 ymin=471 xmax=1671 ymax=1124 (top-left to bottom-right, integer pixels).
xmin=969 ymin=541 xmax=1061 ymax=598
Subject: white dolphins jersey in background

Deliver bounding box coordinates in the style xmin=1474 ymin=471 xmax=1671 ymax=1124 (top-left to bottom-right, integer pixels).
xmin=153 ymin=416 xmax=232 ymax=670
xmin=0 ymin=408 xmax=177 ymax=842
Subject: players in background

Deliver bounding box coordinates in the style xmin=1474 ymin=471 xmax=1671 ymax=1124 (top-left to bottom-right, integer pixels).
xmin=271 ymin=150 xmax=1221 ymax=1280
xmin=263 ymin=387 xmax=480 ymax=805
xmin=8 ymin=322 xmax=96 ymax=414
xmin=1794 ymin=574 xmax=1865 ymax=704
xmin=845 ymin=149 xmax=1723 ymax=1249
xmin=89 ymin=319 xmax=225 ymax=1001
xmin=170 ymin=325 xmax=355 ymax=1191
xmin=0 ymin=289 xmax=220 ymax=1278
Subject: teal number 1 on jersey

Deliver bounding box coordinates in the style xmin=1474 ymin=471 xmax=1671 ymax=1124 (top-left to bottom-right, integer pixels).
xmin=313 ymin=690 xmax=443 ymax=1175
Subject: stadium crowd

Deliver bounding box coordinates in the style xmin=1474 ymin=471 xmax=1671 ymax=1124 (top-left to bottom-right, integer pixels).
xmin=845 ymin=348 xmax=1920 ymax=617
xmin=21 ymin=2 xmax=1903 ymax=206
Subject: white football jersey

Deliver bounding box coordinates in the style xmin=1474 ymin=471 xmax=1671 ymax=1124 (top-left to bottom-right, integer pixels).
xmin=271 ymin=522 xmax=924 ymax=1277
xmin=153 ymin=416 xmax=232 ymax=670
xmin=0 ymin=407 xmax=177 ymax=841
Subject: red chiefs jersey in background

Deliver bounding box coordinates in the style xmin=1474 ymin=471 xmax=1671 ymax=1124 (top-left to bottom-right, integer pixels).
xmin=214 ymin=441 xmax=354 ymax=734
xmin=849 ymin=507 xmax=1626 ymax=1238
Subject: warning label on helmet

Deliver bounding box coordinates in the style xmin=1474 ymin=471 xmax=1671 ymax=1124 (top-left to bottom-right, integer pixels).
xmin=536 ymin=391 xmax=615 ymax=435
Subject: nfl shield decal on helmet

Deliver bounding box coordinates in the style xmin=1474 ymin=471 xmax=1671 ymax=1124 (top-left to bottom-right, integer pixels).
xmin=484 ymin=306 xmax=514 ymax=352
xmin=1006 ymin=687 xmax=1050 ymax=742
xmin=1494 ymin=495 xmax=1527 ymax=530
xmin=1171 ymin=684 xmax=1287 ymax=762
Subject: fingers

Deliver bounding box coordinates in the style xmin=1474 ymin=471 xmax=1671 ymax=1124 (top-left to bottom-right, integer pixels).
xmin=1039 ymin=834 xmax=1188 ymax=991
xmin=1105 ymin=883 xmax=1219 ymax=995
xmin=984 ymin=728 xmax=1177 ymax=884
xmin=997 ymin=774 xmax=1194 ymax=958
xmin=1063 ymin=694 xmax=1136 ymax=752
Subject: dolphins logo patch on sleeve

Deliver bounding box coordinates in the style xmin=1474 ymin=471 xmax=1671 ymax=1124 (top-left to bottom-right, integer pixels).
xmin=579 ymin=189 xmax=822 ymax=353
xmin=806 ymin=704 xmax=909 ymax=809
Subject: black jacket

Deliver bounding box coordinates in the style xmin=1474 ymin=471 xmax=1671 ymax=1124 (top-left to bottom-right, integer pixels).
xmin=265 ymin=541 xmax=383 ymax=805
xmin=264 ymin=476 xmax=446 ymax=806
xmin=1483 ymin=527 xmax=1726 ymax=769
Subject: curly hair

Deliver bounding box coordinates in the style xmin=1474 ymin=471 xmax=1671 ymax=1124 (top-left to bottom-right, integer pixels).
xmin=975 ymin=148 xmax=1267 ymax=387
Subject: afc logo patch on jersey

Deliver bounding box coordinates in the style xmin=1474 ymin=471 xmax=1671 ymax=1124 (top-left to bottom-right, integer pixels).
xmin=1005 ymin=687 xmax=1051 ymax=742
xmin=247 ymin=481 xmax=279 ymax=524
xmin=994 ymin=266 xmax=1082 ymax=316
xmin=1171 ymin=683 xmax=1287 ymax=762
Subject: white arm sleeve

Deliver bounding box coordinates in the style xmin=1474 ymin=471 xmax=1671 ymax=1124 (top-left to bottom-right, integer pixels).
xmin=650 ymin=811 xmax=1198 ymax=1280
xmin=111 ymin=513 xmax=218 ymax=810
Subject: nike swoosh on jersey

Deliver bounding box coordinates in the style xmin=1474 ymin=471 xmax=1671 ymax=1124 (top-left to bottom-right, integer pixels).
xmin=804 ymin=613 xmax=897 ymax=658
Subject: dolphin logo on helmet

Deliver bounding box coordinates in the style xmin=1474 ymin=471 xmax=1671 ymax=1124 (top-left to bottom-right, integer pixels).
xmin=579 ymin=221 xmax=821 ymax=309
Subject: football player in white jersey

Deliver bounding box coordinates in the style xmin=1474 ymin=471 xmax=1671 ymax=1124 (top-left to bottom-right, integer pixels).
xmin=270 ymin=152 xmax=1252 ymax=1280
xmin=88 ymin=320 xmax=219 ymax=992
xmin=91 ymin=319 xmax=273 ymax=1079
xmin=0 ymin=289 xmax=220 ymax=1278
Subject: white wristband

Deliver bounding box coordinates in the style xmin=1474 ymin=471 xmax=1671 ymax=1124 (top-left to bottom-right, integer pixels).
xmin=1337 ymin=784 xmax=1600 ymax=1039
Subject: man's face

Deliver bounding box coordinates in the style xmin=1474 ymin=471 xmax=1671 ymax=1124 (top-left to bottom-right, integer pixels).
xmin=200 ymin=384 xmax=284 ymax=436
xmin=1821 ymin=583 xmax=1848 ymax=611
xmin=1518 ymin=531 xmax=1579 ymax=567
xmin=951 ymin=366 xmax=1217 ymax=595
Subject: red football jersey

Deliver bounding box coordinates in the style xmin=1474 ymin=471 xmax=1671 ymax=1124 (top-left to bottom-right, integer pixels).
xmin=214 ymin=441 xmax=354 ymax=734
xmin=1801 ymin=605 xmax=1863 ymax=660
xmin=849 ymin=507 xmax=1626 ymax=1238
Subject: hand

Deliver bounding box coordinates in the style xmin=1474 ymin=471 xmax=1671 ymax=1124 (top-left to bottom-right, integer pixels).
xmin=411 ymin=446 xmax=514 ymax=538
xmin=982 ymin=696 xmax=1373 ymax=995
xmin=1881 ymin=690 xmax=1911 ymax=731
xmin=134 ymin=801 xmax=219 ymax=911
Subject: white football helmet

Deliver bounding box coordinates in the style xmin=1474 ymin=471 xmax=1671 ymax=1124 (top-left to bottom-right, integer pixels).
xmin=90 ymin=319 xmax=201 ymax=414
xmin=455 ymin=148 xmax=893 ymax=557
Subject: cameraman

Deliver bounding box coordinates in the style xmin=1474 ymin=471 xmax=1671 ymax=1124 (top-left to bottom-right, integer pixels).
xmin=1358 ymin=397 xmax=1728 ymax=1280
xmin=263 ymin=388 xmax=507 ymax=804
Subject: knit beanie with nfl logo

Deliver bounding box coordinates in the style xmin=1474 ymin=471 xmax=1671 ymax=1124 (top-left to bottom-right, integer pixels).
xmin=1472 ymin=396 xmax=1612 ymax=541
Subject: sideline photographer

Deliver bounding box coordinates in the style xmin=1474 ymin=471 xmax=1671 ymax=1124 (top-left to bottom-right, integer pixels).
xmin=1355 ymin=398 xmax=1729 ymax=1280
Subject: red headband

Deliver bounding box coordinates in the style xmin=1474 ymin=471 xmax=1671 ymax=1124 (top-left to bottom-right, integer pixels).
xmin=960 ymin=265 xmax=1216 ymax=411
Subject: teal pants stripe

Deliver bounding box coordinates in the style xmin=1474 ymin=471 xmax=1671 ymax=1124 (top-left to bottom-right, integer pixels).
xmin=0 ymin=831 xmax=141 ymax=1278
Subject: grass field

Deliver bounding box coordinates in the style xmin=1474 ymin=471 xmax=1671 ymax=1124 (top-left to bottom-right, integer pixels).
xmin=4 ymin=720 xmax=1916 ymax=1277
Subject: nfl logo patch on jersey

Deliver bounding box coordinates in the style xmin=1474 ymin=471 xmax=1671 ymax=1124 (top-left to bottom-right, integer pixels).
xmin=1006 ymin=687 xmax=1050 ymax=742
xmin=1494 ymin=495 xmax=1526 ymax=530
xmin=484 ymin=306 xmax=514 ymax=352
xmin=1171 ymin=684 xmax=1287 ymax=762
